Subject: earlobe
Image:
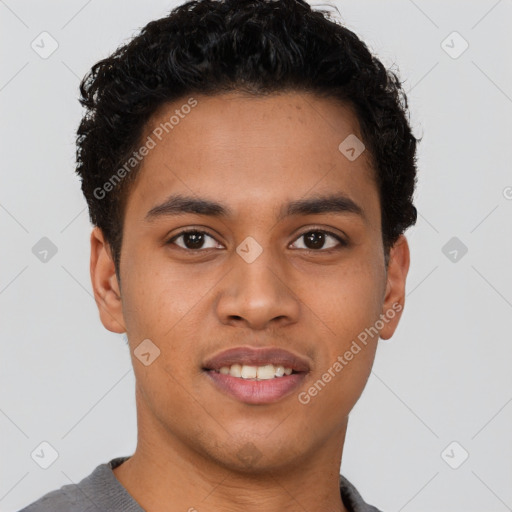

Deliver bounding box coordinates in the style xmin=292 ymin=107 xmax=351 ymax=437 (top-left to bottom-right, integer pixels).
xmin=379 ymin=234 xmax=411 ymax=340
xmin=90 ymin=227 xmax=126 ymax=333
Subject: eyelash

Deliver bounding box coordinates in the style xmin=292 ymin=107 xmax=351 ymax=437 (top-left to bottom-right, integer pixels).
xmin=165 ymin=228 xmax=348 ymax=253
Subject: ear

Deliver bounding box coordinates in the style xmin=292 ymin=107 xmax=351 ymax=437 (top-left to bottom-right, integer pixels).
xmin=379 ymin=234 xmax=411 ymax=340
xmin=90 ymin=227 xmax=126 ymax=333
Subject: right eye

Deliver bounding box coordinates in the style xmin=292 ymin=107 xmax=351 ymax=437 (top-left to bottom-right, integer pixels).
xmin=166 ymin=229 xmax=224 ymax=252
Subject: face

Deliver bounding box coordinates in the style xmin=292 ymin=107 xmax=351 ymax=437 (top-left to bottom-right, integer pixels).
xmin=91 ymin=91 xmax=410 ymax=474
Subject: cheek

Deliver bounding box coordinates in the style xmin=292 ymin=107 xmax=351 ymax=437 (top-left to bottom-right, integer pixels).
xmin=119 ymin=256 xmax=220 ymax=389
xmin=120 ymin=252 xmax=211 ymax=338
xmin=297 ymin=267 xmax=382 ymax=420
xmin=300 ymin=257 xmax=385 ymax=344
xmin=315 ymin=258 xmax=384 ymax=404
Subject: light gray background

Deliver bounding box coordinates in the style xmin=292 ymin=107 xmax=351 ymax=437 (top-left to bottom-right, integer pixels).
xmin=1 ymin=1 xmax=511 ymax=511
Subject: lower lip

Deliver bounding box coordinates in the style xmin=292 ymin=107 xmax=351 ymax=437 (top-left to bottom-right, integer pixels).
xmin=205 ymin=370 xmax=307 ymax=404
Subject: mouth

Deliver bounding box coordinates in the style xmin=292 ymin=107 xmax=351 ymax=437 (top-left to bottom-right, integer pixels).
xmin=209 ymin=363 xmax=297 ymax=380
xmin=202 ymin=346 xmax=310 ymax=404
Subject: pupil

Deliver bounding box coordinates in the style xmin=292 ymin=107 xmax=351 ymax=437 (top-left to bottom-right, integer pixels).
xmin=304 ymin=231 xmax=324 ymax=250
xmin=184 ymin=232 xmax=204 ymax=249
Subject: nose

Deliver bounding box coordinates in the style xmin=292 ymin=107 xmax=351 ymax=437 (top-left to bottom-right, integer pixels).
xmin=215 ymin=248 xmax=301 ymax=330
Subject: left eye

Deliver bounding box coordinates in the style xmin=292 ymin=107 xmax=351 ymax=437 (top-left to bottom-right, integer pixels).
xmin=290 ymin=230 xmax=346 ymax=251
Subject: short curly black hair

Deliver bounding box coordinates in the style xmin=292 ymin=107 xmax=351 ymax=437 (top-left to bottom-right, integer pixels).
xmin=76 ymin=0 xmax=418 ymax=279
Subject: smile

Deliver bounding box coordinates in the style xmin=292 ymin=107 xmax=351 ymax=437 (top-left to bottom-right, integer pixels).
xmin=213 ymin=363 xmax=294 ymax=380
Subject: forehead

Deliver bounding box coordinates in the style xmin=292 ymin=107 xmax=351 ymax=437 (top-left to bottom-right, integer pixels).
xmin=124 ymin=91 xmax=379 ymax=225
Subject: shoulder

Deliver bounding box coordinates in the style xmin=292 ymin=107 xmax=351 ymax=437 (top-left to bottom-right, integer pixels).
xmin=339 ymin=473 xmax=384 ymax=512
xmin=17 ymin=484 xmax=89 ymax=512
xmin=17 ymin=456 xmax=132 ymax=512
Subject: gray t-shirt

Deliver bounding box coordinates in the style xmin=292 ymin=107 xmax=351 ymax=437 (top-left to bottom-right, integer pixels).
xmin=18 ymin=456 xmax=383 ymax=512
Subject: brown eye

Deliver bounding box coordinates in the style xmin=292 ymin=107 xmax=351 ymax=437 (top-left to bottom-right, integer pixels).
xmin=167 ymin=230 xmax=222 ymax=251
xmin=290 ymin=230 xmax=346 ymax=251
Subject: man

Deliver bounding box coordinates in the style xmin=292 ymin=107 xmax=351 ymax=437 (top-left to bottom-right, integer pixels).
xmin=20 ymin=0 xmax=418 ymax=510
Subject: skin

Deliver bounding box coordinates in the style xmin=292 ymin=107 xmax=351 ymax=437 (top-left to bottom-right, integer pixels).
xmin=90 ymin=91 xmax=410 ymax=512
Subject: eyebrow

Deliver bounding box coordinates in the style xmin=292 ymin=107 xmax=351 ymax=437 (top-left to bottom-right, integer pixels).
xmin=144 ymin=193 xmax=366 ymax=223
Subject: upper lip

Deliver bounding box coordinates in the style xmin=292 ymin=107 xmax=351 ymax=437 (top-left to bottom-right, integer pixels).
xmin=203 ymin=346 xmax=311 ymax=373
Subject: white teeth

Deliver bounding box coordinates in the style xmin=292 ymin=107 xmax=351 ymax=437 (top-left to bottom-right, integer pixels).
xmin=256 ymin=364 xmax=276 ymax=380
xmin=230 ymin=364 xmax=242 ymax=378
xmin=216 ymin=363 xmax=295 ymax=380
xmin=241 ymin=365 xmax=257 ymax=379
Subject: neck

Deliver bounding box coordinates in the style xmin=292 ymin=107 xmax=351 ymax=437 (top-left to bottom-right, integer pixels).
xmin=113 ymin=390 xmax=350 ymax=512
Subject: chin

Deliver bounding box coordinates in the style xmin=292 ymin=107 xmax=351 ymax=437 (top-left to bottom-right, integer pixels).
xmin=203 ymin=435 xmax=306 ymax=476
